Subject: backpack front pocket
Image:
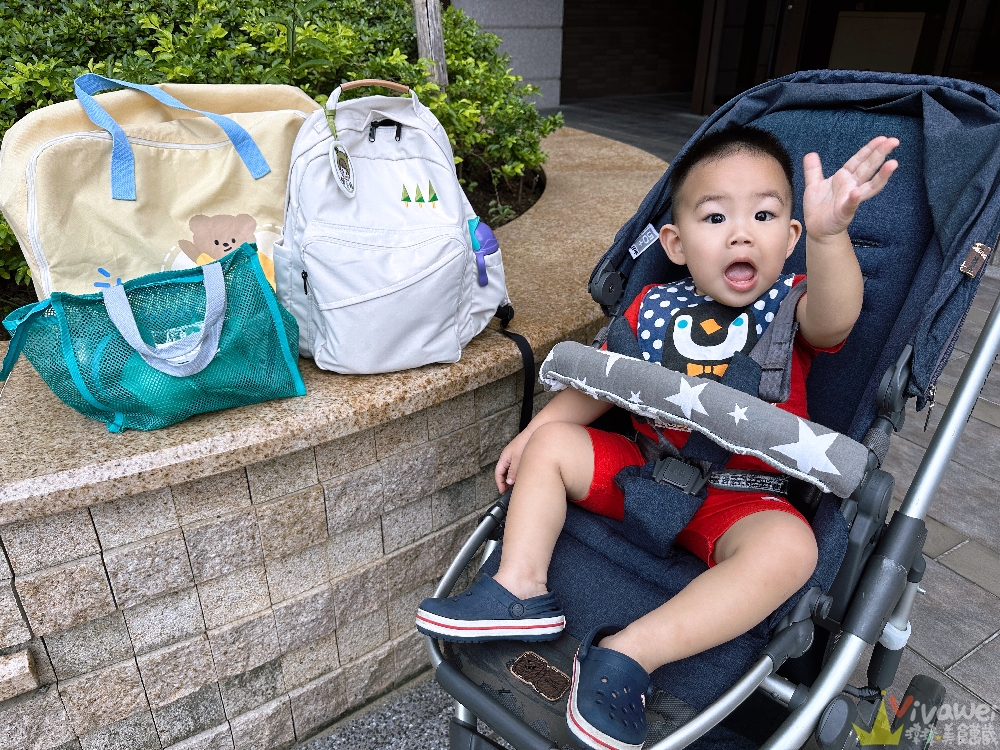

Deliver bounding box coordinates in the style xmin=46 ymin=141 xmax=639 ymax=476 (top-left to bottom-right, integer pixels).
xmin=301 ymin=225 xmax=467 ymax=373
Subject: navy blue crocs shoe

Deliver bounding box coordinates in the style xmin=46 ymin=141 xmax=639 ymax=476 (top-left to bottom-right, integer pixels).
xmin=567 ymin=625 xmax=651 ymax=750
xmin=415 ymin=574 xmax=565 ymax=642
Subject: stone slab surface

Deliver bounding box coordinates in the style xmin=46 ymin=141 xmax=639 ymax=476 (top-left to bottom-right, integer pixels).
xmin=0 ymin=127 xmax=658 ymax=526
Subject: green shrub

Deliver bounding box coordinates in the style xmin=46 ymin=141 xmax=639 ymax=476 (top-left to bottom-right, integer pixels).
xmin=0 ymin=0 xmax=563 ymax=290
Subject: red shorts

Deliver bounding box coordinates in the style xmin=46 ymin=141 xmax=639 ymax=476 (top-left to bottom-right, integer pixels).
xmin=577 ymin=427 xmax=810 ymax=567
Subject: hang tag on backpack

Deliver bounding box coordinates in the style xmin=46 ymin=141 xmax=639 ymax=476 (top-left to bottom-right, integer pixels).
xmin=329 ymin=141 xmax=356 ymax=198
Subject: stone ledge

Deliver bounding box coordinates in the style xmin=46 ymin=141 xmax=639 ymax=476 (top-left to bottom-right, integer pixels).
xmin=0 ymin=127 xmax=666 ymax=526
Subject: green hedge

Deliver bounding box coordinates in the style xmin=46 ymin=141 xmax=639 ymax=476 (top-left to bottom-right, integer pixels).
xmin=0 ymin=0 xmax=562 ymax=287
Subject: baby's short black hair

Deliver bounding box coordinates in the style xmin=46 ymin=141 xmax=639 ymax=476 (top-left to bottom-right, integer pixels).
xmin=669 ymin=126 xmax=795 ymax=207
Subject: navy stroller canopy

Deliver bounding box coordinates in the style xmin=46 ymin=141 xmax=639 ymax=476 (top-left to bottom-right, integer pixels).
xmin=591 ymin=71 xmax=1000 ymax=441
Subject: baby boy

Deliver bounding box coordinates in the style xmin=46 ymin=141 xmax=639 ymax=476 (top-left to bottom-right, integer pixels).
xmin=417 ymin=126 xmax=898 ymax=750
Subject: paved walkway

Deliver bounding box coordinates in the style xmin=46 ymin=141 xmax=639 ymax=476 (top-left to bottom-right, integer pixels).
xmin=541 ymin=92 xmax=705 ymax=164
xmin=309 ymin=94 xmax=1000 ymax=747
xmin=870 ymin=274 xmax=1000 ymax=716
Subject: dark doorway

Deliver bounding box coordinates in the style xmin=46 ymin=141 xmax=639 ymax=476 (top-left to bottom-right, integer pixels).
xmin=560 ymin=0 xmax=704 ymax=101
xmin=973 ymin=0 xmax=1000 ymax=79
xmin=798 ymin=1 xmax=949 ymax=75
xmin=691 ymin=0 xmax=785 ymax=114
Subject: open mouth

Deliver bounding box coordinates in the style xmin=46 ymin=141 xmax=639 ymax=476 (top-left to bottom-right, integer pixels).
xmin=724 ymin=261 xmax=758 ymax=292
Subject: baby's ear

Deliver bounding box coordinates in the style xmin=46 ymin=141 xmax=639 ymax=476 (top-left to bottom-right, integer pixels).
xmin=660 ymin=224 xmax=685 ymax=265
xmin=785 ymin=219 xmax=803 ymax=258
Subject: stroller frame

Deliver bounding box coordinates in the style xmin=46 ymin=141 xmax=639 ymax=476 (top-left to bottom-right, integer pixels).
xmin=425 ymin=289 xmax=1000 ymax=749
xmin=423 ymin=73 xmax=1000 ymax=750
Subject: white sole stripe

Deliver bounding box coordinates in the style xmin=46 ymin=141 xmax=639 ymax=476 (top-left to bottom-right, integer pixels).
xmin=416 ymin=610 xmax=565 ymax=633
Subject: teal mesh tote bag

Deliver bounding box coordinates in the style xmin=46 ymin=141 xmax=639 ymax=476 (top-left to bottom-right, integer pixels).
xmin=0 ymin=244 xmax=306 ymax=432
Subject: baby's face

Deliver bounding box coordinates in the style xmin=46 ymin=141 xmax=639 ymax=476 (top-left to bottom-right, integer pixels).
xmin=659 ymin=151 xmax=802 ymax=308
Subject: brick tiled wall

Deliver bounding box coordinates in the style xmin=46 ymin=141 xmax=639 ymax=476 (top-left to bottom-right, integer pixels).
xmin=560 ymin=0 xmax=703 ymax=101
xmin=0 ymin=372 xmax=552 ymax=750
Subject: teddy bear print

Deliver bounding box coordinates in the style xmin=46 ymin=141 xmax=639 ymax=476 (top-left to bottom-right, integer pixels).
xmin=176 ymin=213 xmax=276 ymax=287
xmin=178 ymin=214 xmax=258 ymax=265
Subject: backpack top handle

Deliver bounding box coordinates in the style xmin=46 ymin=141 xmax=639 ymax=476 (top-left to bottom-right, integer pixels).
xmin=325 ymin=80 xmax=417 ymax=140
xmin=339 ymin=79 xmax=410 ymax=94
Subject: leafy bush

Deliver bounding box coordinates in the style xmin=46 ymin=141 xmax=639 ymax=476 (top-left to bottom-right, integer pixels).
xmin=0 ymin=0 xmax=563 ymax=291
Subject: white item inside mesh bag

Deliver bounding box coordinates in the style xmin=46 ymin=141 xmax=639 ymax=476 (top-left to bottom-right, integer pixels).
xmin=274 ymin=83 xmax=510 ymax=374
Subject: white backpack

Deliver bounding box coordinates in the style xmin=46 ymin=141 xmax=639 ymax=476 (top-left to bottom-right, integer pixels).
xmin=274 ymin=80 xmax=511 ymax=374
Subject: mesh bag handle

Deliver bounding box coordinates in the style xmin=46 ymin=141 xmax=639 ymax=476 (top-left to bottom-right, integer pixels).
xmin=102 ymin=263 xmax=227 ymax=377
xmin=0 ymin=301 xmax=50 ymax=400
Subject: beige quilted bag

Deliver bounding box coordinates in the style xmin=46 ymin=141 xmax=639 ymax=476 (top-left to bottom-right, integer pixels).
xmin=0 ymin=75 xmax=319 ymax=297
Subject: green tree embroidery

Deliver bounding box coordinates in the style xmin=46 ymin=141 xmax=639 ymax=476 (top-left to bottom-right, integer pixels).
xmin=428 ymin=181 xmax=438 ymax=208
xmin=415 ymin=184 xmax=425 ymax=207
xmin=401 ymin=185 xmax=411 ymax=207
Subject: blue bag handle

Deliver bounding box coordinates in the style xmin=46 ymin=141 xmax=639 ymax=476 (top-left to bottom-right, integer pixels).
xmin=103 ymin=262 xmax=227 ymax=377
xmin=74 ymin=73 xmax=271 ymax=201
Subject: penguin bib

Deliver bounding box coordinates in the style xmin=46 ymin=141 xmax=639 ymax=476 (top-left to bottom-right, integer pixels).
xmin=637 ymin=274 xmax=796 ymax=381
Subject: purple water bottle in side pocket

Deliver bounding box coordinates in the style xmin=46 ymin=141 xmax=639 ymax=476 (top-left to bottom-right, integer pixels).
xmin=470 ymin=218 xmax=499 ymax=287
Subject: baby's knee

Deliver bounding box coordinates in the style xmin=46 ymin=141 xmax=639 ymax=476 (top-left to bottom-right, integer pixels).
xmin=525 ymin=421 xmax=586 ymax=458
xmin=522 ymin=422 xmax=594 ymax=483
xmin=735 ymin=512 xmax=818 ymax=585
xmin=779 ymin=520 xmax=819 ymax=585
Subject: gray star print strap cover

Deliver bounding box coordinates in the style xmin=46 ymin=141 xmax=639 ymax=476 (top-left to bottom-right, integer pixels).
xmin=539 ymin=341 xmax=869 ymax=498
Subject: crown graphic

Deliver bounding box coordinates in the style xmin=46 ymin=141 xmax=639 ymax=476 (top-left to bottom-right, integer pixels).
xmin=854 ymin=697 xmax=903 ymax=746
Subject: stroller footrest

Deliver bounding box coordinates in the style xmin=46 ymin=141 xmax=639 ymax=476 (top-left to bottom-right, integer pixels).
xmin=450 ymin=717 xmax=507 ymax=750
xmin=436 ymin=660 xmax=557 ymax=750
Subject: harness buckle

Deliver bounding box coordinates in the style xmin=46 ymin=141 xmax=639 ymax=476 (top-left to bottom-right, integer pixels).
xmin=652 ymin=457 xmax=708 ymax=495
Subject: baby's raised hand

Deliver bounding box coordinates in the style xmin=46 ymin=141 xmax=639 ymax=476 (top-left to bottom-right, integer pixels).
xmin=802 ymin=136 xmax=899 ymax=240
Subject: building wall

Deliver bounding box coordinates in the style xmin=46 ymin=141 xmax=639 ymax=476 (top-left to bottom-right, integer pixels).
xmin=560 ymin=0 xmax=703 ymax=101
xmin=452 ymin=0 xmax=564 ymax=105
xmin=0 ymin=375 xmax=542 ymax=749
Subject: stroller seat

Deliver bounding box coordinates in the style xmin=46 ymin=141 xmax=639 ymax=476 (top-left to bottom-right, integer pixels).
xmin=426 ymin=71 xmax=1000 ymax=750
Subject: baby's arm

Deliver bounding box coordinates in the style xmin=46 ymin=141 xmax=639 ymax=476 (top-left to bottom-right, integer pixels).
xmin=797 ymin=136 xmax=899 ymax=348
xmin=494 ymin=388 xmax=612 ymax=492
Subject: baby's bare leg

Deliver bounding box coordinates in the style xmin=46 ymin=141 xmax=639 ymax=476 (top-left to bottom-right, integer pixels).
xmin=599 ymin=510 xmax=818 ymax=673
xmin=493 ymin=422 xmax=595 ymax=600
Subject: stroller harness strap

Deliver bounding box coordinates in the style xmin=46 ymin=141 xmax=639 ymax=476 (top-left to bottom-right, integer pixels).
xmin=540 ymin=340 xmax=870 ymax=497
xmin=749 ymin=280 xmax=807 ymax=403
xmin=708 ymin=469 xmax=788 ymax=496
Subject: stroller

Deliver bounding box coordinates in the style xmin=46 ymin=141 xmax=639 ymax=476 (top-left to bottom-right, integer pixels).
xmin=424 ymin=71 xmax=1000 ymax=750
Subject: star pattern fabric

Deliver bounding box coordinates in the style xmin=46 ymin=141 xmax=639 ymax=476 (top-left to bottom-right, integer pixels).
xmin=665 ymin=378 xmax=709 ymax=419
xmin=601 ymin=351 xmax=626 ymax=377
xmin=771 ymin=419 xmax=841 ymax=476
xmin=729 ymin=403 xmax=748 ymax=424
xmin=636 ymin=274 xmax=795 ymax=364
xmin=537 ymin=341 xmax=870 ymax=498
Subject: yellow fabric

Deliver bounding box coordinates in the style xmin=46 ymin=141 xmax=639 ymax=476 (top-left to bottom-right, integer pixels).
xmin=686 ymin=362 xmax=729 ymax=377
xmin=0 ymin=83 xmax=319 ymax=297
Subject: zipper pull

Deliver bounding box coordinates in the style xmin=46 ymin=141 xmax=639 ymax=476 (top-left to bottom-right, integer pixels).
xmin=302 ymin=270 xmax=309 ymax=295
xmin=923 ymin=383 xmax=936 ymax=431
xmin=395 ymin=122 xmax=402 ymax=141
xmin=369 ymin=122 xmax=377 ymax=142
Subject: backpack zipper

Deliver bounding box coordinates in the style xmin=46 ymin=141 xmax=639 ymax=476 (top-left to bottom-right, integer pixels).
xmin=369 ymin=119 xmax=403 ymax=142
xmin=302 ymin=270 xmax=309 ymax=295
